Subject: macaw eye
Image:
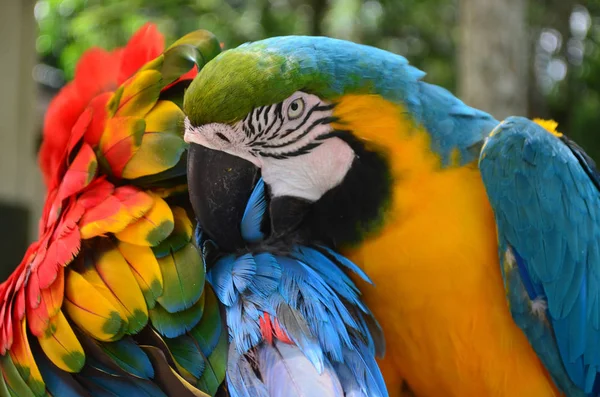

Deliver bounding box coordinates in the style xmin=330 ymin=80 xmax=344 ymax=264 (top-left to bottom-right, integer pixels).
xmin=287 ymin=98 xmax=305 ymax=120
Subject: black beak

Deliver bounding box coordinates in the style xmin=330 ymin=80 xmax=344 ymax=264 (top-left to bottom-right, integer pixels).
xmin=187 ymin=144 xmax=259 ymax=251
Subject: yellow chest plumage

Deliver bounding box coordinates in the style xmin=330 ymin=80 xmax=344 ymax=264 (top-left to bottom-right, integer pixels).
xmin=332 ymin=95 xmax=560 ymax=397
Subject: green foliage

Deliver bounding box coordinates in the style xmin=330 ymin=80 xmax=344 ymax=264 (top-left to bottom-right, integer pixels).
xmin=36 ymin=0 xmax=459 ymax=88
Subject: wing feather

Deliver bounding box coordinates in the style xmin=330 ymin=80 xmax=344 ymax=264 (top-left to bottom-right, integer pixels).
xmin=480 ymin=116 xmax=600 ymax=395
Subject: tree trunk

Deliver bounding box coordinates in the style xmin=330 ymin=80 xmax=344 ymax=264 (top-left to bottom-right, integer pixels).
xmin=458 ymin=0 xmax=528 ymax=120
xmin=0 ymin=0 xmax=44 ymax=278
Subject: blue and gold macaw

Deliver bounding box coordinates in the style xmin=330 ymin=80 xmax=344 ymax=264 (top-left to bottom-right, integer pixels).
xmin=183 ymin=35 xmax=600 ymax=397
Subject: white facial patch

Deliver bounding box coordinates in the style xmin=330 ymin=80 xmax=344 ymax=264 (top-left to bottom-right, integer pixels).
xmin=261 ymin=137 xmax=355 ymax=201
xmin=184 ymin=91 xmax=356 ymax=202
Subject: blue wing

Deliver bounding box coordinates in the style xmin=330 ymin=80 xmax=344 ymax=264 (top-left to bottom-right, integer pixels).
xmin=479 ymin=116 xmax=600 ymax=396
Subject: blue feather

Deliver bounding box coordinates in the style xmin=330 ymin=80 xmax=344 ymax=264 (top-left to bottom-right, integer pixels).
xmin=317 ymin=246 xmax=373 ymax=285
xmin=211 ymin=254 xmax=258 ymax=307
xmin=248 ymin=253 xmax=282 ymax=298
xmin=227 ymin=297 xmax=263 ymax=354
xmin=294 ymin=247 xmax=366 ymax=310
xmin=241 ymin=178 xmax=267 ymax=242
xmin=232 ymin=254 xmax=258 ymax=294
xmin=342 ymin=343 xmax=388 ymax=397
xmin=334 ymin=362 xmax=367 ymax=397
xmin=512 ymin=248 xmax=541 ymax=300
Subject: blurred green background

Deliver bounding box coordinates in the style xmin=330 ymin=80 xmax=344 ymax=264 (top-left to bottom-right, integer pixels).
xmin=1 ymin=0 xmax=600 ymax=278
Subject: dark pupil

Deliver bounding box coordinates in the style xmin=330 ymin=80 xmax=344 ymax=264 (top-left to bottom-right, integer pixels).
xmin=291 ymin=102 xmax=299 ymax=111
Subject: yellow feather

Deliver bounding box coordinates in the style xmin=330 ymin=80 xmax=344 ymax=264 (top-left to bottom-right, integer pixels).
xmin=121 ymin=100 xmax=186 ymax=179
xmin=171 ymin=206 xmax=193 ymax=241
xmin=118 ymin=241 xmax=164 ymax=308
xmin=37 ymin=311 xmax=84 ymax=373
xmin=144 ymin=100 xmax=185 ymax=133
xmin=78 ymin=260 xmax=131 ymax=329
xmin=64 ymin=270 xmax=124 ymax=341
xmin=113 ymin=70 xmax=162 ymax=118
xmin=115 ymin=193 xmax=174 ymax=246
xmin=92 ymin=243 xmax=149 ymax=334
xmin=533 ymin=118 xmax=563 ymax=137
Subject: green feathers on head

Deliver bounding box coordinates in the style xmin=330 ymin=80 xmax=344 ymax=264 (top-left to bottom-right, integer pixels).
xmin=183 ymin=44 xmax=307 ymax=126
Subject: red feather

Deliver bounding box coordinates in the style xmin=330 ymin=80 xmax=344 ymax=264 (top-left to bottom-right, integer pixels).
xmin=77 ymin=178 xmax=115 ymax=209
xmin=39 ymin=84 xmax=84 ymax=186
xmin=260 ymin=313 xmax=294 ymax=345
xmin=42 ymin=268 xmax=65 ymax=318
xmin=0 ymin=294 xmax=9 ymax=353
xmin=2 ymin=296 xmax=13 ymax=353
xmin=84 ymin=92 xmax=112 ymax=147
xmin=56 ymin=143 xmax=97 ymax=203
xmin=13 ymin=286 xmax=26 ymax=323
xmin=48 ymin=107 xmax=93 ymax=195
xmin=118 ymin=23 xmax=165 ymax=84
xmin=26 ymin=291 xmax=49 ymax=337
xmin=2 ymin=22 xmax=177 ymax=357
xmin=113 ymin=186 xmax=154 ymax=218
xmin=26 ymin=267 xmax=41 ymax=311
xmin=73 ymin=48 xmax=120 ymax=101
xmin=37 ymin=205 xmax=83 ymax=289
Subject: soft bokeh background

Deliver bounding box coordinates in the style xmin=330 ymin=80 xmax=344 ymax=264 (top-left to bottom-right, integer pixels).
xmin=1 ymin=0 xmax=599 ymax=278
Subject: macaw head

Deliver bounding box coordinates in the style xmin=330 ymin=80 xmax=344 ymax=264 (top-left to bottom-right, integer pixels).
xmin=183 ymin=36 xmax=492 ymax=251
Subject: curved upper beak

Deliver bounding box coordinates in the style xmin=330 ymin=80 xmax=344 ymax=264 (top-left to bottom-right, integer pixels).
xmin=187 ymin=143 xmax=259 ymax=251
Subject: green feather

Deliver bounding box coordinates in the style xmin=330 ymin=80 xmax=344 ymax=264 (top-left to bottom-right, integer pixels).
xmin=196 ymin=330 xmax=227 ymax=396
xmin=150 ymin=292 xmax=205 ymax=338
xmin=97 ymin=337 xmax=154 ymax=380
xmin=164 ymin=334 xmax=205 ymax=378
xmin=189 ymin=287 xmax=222 ymax=357
xmin=0 ymin=354 xmax=37 ymax=397
xmin=155 ymin=243 xmax=205 ymax=313
xmin=0 ymin=369 xmax=13 ymax=397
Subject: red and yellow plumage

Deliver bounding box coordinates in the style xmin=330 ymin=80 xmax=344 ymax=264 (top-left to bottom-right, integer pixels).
xmin=0 ymin=24 xmax=226 ymax=396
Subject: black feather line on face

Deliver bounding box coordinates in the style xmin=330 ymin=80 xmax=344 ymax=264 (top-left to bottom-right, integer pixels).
xmin=243 ymin=123 xmax=253 ymax=139
xmin=263 ymin=103 xmax=284 ymax=141
xmin=258 ymin=141 xmax=324 ymax=159
xmin=279 ymin=102 xmax=326 ymax=140
xmin=260 ymin=116 xmax=335 ymax=149
xmin=248 ymin=106 xmax=276 ymax=144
